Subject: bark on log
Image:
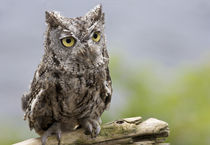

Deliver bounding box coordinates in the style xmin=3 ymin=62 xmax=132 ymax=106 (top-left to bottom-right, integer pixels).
xmin=14 ymin=117 xmax=169 ymax=145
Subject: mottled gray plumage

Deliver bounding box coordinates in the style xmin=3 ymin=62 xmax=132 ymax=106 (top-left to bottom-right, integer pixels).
xmin=21 ymin=5 xmax=112 ymax=145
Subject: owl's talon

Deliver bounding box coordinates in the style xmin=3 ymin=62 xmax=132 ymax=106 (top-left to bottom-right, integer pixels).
xmin=41 ymin=135 xmax=47 ymax=145
xmin=95 ymin=125 xmax=101 ymax=136
xmin=56 ymin=128 xmax=61 ymax=145
xmin=41 ymin=122 xmax=61 ymax=145
xmin=84 ymin=121 xmax=92 ymax=135
xmin=98 ymin=117 xmax=102 ymax=125
xmin=91 ymin=123 xmax=101 ymax=138
xmin=80 ymin=118 xmax=101 ymax=138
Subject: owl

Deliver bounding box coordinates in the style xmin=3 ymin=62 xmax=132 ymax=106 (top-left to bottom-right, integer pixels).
xmin=21 ymin=5 xmax=112 ymax=145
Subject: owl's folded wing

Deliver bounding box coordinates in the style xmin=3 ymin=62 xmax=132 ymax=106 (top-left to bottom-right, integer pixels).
xmin=102 ymin=67 xmax=112 ymax=110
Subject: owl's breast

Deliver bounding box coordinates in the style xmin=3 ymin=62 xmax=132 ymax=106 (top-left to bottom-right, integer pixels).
xmin=57 ymin=67 xmax=107 ymax=119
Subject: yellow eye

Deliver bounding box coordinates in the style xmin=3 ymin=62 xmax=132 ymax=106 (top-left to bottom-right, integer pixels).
xmin=92 ymin=31 xmax=101 ymax=42
xmin=61 ymin=37 xmax=75 ymax=47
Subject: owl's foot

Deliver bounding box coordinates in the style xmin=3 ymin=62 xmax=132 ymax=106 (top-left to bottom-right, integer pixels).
xmin=41 ymin=122 xmax=61 ymax=145
xmin=80 ymin=118 xmax=101 ymax=138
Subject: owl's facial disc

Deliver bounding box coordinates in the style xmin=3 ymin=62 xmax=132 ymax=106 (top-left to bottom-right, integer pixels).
xmin=47 ymin=5 xmax=105 ymax=68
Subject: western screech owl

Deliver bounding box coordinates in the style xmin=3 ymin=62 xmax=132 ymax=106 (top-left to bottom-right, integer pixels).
xmin=21 ymin=5 xmax=112 ymax=145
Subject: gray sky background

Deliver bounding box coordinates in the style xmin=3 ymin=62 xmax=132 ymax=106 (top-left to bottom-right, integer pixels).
xmin=0 ymin=0 xmax=210 ymax=123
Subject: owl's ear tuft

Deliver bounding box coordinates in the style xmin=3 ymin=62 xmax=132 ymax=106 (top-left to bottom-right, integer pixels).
xmin=45 ymin=11 xmax=60 ymax=27
xmin=101 ymin=12 xmax=105 ymax=24
xmin=85 ymin=4 xmax=104 ymax=23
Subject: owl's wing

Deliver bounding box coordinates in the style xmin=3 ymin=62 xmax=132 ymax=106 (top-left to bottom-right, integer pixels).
xmin=22 ymin=63 xmax=48 ymax=112
xmin=102 ymin=67 xmax=112 ymax=110
xmin=21 ymin=64 xmax=57 ymax=123
xmin=22 ymin=67 xmax=59 ymax=132
xmin=22 ymin=70 xmax=42 ymax=112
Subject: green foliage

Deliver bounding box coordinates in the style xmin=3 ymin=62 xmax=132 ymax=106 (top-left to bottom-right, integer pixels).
xmin=108 ymin=55 xmax=210 ymax=145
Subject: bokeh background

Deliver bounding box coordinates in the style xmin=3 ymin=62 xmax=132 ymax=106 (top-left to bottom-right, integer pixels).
xmin=1 ymin=0 xmax=210 ymax=144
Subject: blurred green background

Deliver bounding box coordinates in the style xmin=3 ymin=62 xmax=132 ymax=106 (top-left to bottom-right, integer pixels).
xmin=1 ymin=0 xmax=210 ymax=145
xmin=104 ymin=54 xmax=210 ymax=145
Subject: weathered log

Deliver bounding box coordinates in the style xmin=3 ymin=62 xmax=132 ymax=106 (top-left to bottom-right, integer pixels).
xmin=14 ymin=117 xmax=169 ymax=145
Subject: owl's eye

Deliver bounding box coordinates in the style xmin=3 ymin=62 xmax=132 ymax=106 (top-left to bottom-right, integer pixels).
xmin=61 ymin=36 xmax=76 ymax=47
xmin=92 ymin=31 xmax=101 ymax=42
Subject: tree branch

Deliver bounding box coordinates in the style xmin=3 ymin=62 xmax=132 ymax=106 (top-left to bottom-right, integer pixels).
xmin=14 ymin=117 xmax=170 ymax=145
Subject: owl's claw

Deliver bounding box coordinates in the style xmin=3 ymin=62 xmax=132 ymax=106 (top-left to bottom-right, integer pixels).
xmin=56 ymin=127 xmax=61 ymax=145
xmin=98 ymin=117 xmax=102 ymax=125
xmin=83 ymin=121 xmax=93 ymax=135
xmin=41 ymin=133 xmax=48 ymax=145
xmin=41 ymin=122 xmax=61 ymax=145
xmin=94 ymin=124 xmax=101 ymax=137
xmin=80 ymin=118 xmax=101 ymax=138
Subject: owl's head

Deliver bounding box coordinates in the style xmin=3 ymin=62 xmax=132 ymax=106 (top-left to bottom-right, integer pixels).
xmin=45 ymin=5 xmax=108 ymax=69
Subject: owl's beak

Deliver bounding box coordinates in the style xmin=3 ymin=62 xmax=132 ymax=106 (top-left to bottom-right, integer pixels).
xmin=77 ymin=43 xmax=103 ymax=67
